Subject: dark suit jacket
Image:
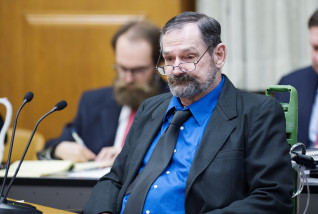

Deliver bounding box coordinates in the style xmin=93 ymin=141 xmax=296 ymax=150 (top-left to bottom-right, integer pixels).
xmin=276 ymin=66 xmax=318 ymax=148
xmin=84 ymin=75 xmax=293 ymax=214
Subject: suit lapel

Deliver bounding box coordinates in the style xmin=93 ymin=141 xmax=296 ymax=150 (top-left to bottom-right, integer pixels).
xmin=185 ymin=75 xmax=237 ymax=197
xmin=124 ymin=98 xmax=171 ymax=187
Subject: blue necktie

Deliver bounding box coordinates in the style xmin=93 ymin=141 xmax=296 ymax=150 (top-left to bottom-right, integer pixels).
xmin=123 ymin=110 xmax=192 ymax=214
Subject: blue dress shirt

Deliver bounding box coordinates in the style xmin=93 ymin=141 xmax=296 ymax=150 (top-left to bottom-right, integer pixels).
xmin=120 ymin=77 xmax=225 ymax=214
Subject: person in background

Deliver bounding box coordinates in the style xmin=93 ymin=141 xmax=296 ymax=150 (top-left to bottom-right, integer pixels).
xmin=276 ymin=9 xmax=318 ymax=148
xmin=83 ymin=11 xmax=293 ymax=214
xmin=38 ymin=20 xmax=169 ymax=164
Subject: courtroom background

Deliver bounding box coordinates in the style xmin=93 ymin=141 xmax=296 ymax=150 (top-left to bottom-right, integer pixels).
xmin=0 ymin=0 xmax=194 ymax=141
xmin=0 ymin=0 xmax=317 ymax=143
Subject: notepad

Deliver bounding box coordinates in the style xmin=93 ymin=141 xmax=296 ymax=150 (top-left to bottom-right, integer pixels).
xmin=71 ymin=161 xmax=111 ymax=171
xmin=67 ymin=167 xmax=111 ymax=178
xmin=0 ymin=160 xmax=73 ymax=177
xmin=0 ymin=160 xmax=111 ymax=178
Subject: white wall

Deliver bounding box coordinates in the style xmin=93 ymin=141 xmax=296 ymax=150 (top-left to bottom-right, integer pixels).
xmin=197 ymin=0 xmax=318 ymax=91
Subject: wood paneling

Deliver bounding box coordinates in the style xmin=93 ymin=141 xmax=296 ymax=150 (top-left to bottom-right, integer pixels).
xmin=0 ymin=0 xmax=194 ymax=142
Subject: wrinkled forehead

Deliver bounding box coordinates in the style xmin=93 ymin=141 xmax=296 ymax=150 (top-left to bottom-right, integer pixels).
xmin=161 ymin=23 xmax=205 ymax=54
xmin=162 ymin=47 xmax=199 ymax=56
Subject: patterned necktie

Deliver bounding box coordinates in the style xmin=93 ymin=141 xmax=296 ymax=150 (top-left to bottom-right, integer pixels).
xmin=122 ymin=110 xmax=192 ymax=214
xmin=122 ymin=110 xmax=137 ymax=147
xmin=314 ymin=133 xmax=318 ymax=148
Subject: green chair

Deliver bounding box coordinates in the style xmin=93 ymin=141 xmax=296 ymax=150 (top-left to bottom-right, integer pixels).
xmin=265 ymin=85 xmax=298 ymax=214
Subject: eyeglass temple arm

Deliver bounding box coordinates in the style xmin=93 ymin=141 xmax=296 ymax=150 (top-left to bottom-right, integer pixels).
xmin=155 ymin=51 xmax=163 ymax=70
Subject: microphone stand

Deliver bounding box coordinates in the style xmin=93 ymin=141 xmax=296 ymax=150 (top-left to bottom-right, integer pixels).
xmin=0 ymin=100 xmax=67 ymax=214
xmin=0 ymin=92 xmax=33 ymax=198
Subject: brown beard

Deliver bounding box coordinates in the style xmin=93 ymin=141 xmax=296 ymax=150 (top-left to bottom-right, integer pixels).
xmin=113 ymin=75 xmax=162 ymax=110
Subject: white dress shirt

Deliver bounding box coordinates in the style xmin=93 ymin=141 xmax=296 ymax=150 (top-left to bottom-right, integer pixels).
xmin=113 ymin=105 xmax=133 ymax=148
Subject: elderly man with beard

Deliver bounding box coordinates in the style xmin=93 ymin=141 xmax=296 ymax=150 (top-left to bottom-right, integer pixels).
xmin=83 ymin=12 xmax=293 ymax=214
xmin=38 ymin=20 xmax=169 ymax=163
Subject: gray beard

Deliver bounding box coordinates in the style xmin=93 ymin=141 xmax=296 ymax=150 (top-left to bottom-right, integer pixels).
xmin=167 ymin=65 xmax=217 ymax=98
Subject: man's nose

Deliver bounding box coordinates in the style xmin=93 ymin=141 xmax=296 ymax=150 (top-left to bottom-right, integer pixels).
xmin=171 ymin=59 xmax=183 ymax=75
xmin=122 ymin=70 xmax=135 ymax=84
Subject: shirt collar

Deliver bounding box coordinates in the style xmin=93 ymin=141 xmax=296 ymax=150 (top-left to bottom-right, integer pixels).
xmin=165 ymin=76 xmax=225 ymax=126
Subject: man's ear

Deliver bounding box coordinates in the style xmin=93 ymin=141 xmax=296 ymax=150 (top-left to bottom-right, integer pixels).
xmin=213 ymin=43 xmax=226 ymax=68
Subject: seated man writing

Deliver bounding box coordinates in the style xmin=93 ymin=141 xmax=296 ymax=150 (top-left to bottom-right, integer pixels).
xmin=38 ymin=20 xmax=168 ymax=164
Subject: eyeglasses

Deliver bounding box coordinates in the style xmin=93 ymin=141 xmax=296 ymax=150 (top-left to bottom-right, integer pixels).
xmin=156 ymin=46 xmax=210 ymax=76
xmin=113 ymin=64 xmax=151 ymax=78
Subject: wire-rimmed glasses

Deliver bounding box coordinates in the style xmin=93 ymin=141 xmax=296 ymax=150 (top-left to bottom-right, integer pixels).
xmin=156 ymin=46 xmax=210 ymax=76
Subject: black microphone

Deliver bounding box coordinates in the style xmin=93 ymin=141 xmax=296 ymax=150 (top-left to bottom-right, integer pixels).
xmin=0 ymin=100 xmax=67 ymax=214
xmin=54 ymin=100 xmax=67 ymax=111
xmin=0 ymin=92 xmax=34 ymax=198
xmin=24 ymin=92 xmax=34 ymax=103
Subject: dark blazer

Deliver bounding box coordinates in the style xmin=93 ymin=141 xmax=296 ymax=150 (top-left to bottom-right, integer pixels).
xmin=84 ymin=75 xmax=293 ymax=214
xmin=276 ymin=66 xmax=318 ymax=148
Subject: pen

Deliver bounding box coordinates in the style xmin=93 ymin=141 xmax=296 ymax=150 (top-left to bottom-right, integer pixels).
xmin=71 ymin=128 xmax=86 ymax=147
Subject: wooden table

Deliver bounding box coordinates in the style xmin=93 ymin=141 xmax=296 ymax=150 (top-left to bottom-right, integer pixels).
xmin=7 ymin=199 xmax=76 ymax=214
xmin=28 ymin=202 xmax=76 ymax=214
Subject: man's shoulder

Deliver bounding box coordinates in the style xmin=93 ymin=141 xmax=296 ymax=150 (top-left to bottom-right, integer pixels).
xmin=237 ymin=88 xmax=273 ymax=103
xmin=292 ymin=65 xmax=315 ymax=73
xmin=82 ymin=87 xmax=113 ymax=97
xmin=222 ymin=75 xmax=273 ymax=108
xmin=280 ymin=66 xmax=316 ymax=82
xmin=145 ymin=92 xmax=172 ymax=102
xmin=134 ymin=93 xmax=172 ymax=122
xmin=79 ymin=86 xmax=119 ymax=108
xmin=234 ymin=88 xmax=282 ymax=114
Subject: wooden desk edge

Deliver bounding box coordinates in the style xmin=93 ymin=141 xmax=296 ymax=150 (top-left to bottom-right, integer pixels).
xmin=9 ymin=199 xmax=76 ymax=214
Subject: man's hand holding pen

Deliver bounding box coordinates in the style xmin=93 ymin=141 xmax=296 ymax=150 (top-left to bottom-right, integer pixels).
xmin=54 ymin=141 xmax=120 ymax=164
xmin=53 ymin=129 xmax=121 ymax=164
xmin=54 ymin=141 xmax=96 ymax=162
